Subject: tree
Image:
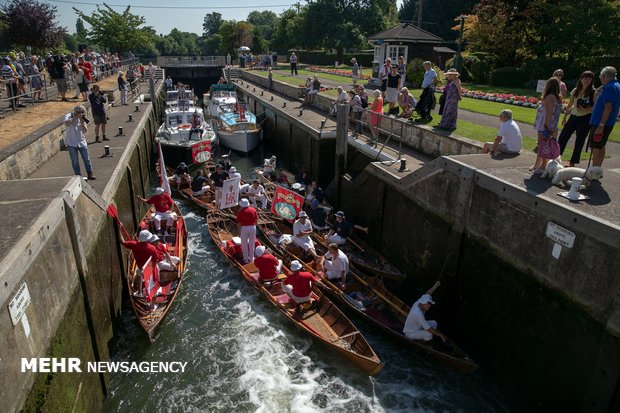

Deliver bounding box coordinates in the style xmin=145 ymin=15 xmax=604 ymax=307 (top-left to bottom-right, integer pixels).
xmin=75 ymin=18 xmax=87 ymax=43
xmin=272 ymin=7 xmax=306 ymax=52
xmin=0 ymin=0 xmax=66 ymax=49
xmin=73 ymin=4 xmax=155 ymax=54
xmin=203 ymin=12 xmax=222 ymax=37
xmin=219 ymin=20 xmax=253 ymax=56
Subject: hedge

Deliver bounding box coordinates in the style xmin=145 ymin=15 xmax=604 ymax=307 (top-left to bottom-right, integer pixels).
xmin=491 ymin=67 xmax=530 ymax=87
xmin=287 ymin=50 xmax=373 ymax=67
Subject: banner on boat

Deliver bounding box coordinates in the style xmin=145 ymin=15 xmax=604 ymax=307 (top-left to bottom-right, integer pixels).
xmin=191 ymin=140 xmax=212 ymax=164
xmin=157 ymin=141 xmax=171 ymax=194
xmin=270 ymin=186 xmax=304 ymax=222
xmin=142 ymin=258 xmax=160 ymax=302
xmin=220 ymin=176 xmax=241 ymax=209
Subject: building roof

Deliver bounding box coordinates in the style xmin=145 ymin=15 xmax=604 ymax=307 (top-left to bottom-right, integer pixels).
xmin=433 ymin=46 xmax=457 ymax=54
xmin=368 ymin=23 xmax=444 ymax=44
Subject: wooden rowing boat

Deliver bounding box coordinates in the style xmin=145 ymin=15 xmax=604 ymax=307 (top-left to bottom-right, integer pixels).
xmin=316 ymin=229 xmax=405 ymax=281
xmin=126 ymin=203 xmax=188 ymax=341
xmin=258 ymin=214 xmax=477 ymax=373
xmin=206 ymin=209 xmax=384 ymax=375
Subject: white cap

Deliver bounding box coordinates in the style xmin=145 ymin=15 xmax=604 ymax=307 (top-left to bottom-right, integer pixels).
xmin=138 ymin=230 xmax=152 ymax=242
xmin=419 ymin=294 xmax=435 ymax=305
xmin=292 ymin=183 xmax=302 ymax=190
xmin=154 ymin=187 xmax=165 ymax=195
xmin=290 ymin=260 xmax=302 ymax=271
xmin=255 ymin=245 xmax=266 ymax=257
xmin=229 ymin=166 xmax=237 ymax=173
xmin=298 ymin=211 xmax=308 ymax=218
xmin=239 ymin=198 xmax=250 ymax=207
xmin=148 ymin=234 xmax=160 ymax=243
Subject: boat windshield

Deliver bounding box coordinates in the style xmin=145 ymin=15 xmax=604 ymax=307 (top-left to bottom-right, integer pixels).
xmin=166 ymin=111 xmax=204 ymax=127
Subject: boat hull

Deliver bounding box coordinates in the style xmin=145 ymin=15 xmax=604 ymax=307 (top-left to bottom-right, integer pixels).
xmin=216 ymin=128 xmax=261 ymax=153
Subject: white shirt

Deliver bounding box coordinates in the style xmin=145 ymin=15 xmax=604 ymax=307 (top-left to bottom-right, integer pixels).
xmin=337 ymin=91 xmax=347 ymax=103
xmin=63 ymin=113 xmax=87 ymax=148
xmin=229 ymin=172 xmax=241 ymax=180
xmin=498 ymin=120 xmax=523 ymax=152
xmin=403 ymin=300 xmax=431 ymax=334
xmin=293 ymin=219 xmax=313 ymax=237
xmin=421 ymin=69 xmax=437 ymax=89
xmin=264 ymin=158 xmax=276 ymax=173
xmin=248 ymin=184 xmax=265 ymax=197
xmin=324 ymin=250 xmax=349 ymax=274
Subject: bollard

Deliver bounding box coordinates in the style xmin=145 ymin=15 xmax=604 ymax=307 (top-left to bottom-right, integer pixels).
xmin=398 ymin=158 xmax=407 ymax=172
xmin=299 ymin=109 xmax=303 ymax=116
xmin=102 ymin=145 xmax=112 ymax=157
xmin=128 ymin=114 xmax=133 ymax=122
xmin=118 ymin=126 xmax=123 ymax=136
xmin=261 ymin=91 xmax=264 ymax=96
xmin=246 ymin=84 xmax=249 ymax=88
xmin=270 ymin=96 xmax=274 ymax=101
xmin=253 ymin=87 xmax=256 ymax=92
xmin=135 ymin=104 xmax=139 ymax=112
xmin=283 ymin=102 xmax=286 ymax=108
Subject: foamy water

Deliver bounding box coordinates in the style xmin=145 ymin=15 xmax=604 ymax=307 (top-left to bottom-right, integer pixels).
xmin=105 ymin=155 xmax=510 ymax=412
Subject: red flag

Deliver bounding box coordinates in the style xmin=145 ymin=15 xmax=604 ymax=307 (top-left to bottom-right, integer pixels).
xmin=142 ymin=257 xmax=160 ymax=302
xmin=191 ymin=140 xmax=212 ymax=164
xmin=270 ymin=186 xmax=305 ymax=222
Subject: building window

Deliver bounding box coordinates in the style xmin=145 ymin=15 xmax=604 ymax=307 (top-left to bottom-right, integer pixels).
xmin=387 ymin=45 xmax=407 ymax=62
xmin=373 ymin=46 xmax=382 ymax=63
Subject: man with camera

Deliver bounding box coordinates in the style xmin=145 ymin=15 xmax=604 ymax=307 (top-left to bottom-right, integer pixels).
xmin=88 ymin=84 xmax=108 ymax=142
xmin=64 ymin=105 xmax=96 ymax=180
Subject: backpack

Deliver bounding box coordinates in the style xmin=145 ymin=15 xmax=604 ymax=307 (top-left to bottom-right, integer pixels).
xmin=360 ymin=94 xmax=369 ymax=109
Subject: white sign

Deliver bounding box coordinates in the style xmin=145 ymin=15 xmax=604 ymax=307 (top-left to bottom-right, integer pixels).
xmin=546 ymin=222 xmax=575 ymax=248
xmin=536 ymin=79 xmax=546 ymax=93
xmin=220 ymin=177 xmax=241 ymax=209
xmin=8 ymin=282 xmax=31 ymax=326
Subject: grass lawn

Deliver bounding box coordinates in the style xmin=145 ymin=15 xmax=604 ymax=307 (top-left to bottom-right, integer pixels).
xmin=461 ymin=83 xmax=539 ymax=98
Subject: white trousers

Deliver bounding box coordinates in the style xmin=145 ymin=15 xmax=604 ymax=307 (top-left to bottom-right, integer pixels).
xmin=240 ymin=225 xmax=256 ymax=263
xmin=192 ymin=186 xmax=210 ymax=196
xmin=152 ymin=211 xmax=174 ymax=230
xmin=282 ymin=284 xmax=311 ymax=304
xmin=157 ymin=256 xmax=180 ymax=271
xmin=404 ymin=320 xmax=437 ymax=341
xmin=293 ymin=235 xmax=314 ymax=251
xmin=250 ymin=194 xmax=267 ymax=209
xmin=323 ymin=260 xmax=345 ymax=280
xmin=327 ymin=234 xmax=347 ymax=246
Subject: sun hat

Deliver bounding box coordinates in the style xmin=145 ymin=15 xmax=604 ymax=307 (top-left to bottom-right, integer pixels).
xmin=239 ymin=198 xmax=250 ymax=207
xmin=154 ymin=187 xmax=165 ymax=195
xmin=139 ymin=230 xmax=152 ymax=242
xmin=255 ymin=245 xmax=265 ymax=257
xmin=229 ymin=166 xmax=237 ymax=173
xmin=148 ymin=234 xmax=160 ymax=243
xmin=445 ymin=68 xmax=460 ymax=76
xmin=290 ymin=260 xmax=302 ymax=271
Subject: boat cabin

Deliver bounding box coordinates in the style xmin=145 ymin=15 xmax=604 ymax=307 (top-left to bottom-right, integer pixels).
xmin=218 ymin=103 xmax=258 ymax=133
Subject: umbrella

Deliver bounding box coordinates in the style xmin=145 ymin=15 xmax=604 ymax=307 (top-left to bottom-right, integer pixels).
xmin=238 ymin=46 xmax=250 ymax=52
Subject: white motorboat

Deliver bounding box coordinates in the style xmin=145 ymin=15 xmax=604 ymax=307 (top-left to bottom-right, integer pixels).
xmin=155 ymin=91 xmax=217 ymax=166
xmin=207 ymin=84 xmax=261 ymax=153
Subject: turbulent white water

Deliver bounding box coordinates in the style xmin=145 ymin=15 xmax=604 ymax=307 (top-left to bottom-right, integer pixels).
xmin=105 ymin=156 xmax=510 ymax=413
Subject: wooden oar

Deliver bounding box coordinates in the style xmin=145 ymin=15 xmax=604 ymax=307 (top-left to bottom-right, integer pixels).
xmin=352 ymin=272 xmax=408 ymax=317
xmin=106 ymin=204 xmax=131 ymax=239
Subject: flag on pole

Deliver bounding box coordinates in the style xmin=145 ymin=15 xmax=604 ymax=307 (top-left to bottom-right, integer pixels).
xmin=270 ymin=186 xmax=305 ymax=222
xmin=142 ymin=257 xmax=160 ymax=302
xmin=220 ymin=177 xmax=241 ymax=209
xmin=158 ymin=140 xmax=171 ymax=194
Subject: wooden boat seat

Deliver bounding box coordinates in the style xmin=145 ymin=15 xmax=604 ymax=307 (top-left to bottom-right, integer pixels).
xmin=274 ymin=293 xmax=292 ymax=306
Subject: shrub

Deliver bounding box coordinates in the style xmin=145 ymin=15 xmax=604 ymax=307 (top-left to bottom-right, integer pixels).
xmin=445 ymin=54 xmax=490 ymax=83
xmin=406 ymin=58 xmax=444 ymax=87
xmin=491 ymin=67 xmax=529 ymax=87
xmin=287 ymin=50 xmax=373 ymax=67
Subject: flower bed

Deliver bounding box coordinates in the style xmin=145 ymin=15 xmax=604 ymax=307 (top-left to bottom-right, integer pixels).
xmin=307 ymin=66 xmax=371 ymax=81
xmin=436 ymin=87 xmax=541 ymax=108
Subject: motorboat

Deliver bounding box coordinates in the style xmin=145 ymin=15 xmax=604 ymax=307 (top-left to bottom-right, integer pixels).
xmin=207 ymin=84 xmax=261 ymax=153
xmin=155 ymin=91 xmax=217 ymax=166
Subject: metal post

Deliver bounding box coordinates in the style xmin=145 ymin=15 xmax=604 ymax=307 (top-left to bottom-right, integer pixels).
xmin=417 ymin=0 xmax=424 ymax=27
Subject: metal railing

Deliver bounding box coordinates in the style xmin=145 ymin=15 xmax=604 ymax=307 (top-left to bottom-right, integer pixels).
xmin=0 ymin=58 xmax=139 ymax=114
xmin=156 ymin=56 xmax=226 ymax=68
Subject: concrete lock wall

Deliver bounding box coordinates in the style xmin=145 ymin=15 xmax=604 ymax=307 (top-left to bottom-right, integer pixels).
xmin=0 ymin=87 xmax=160 ymax=412
xmin=335 ymin=156 xmax=620 ymax=411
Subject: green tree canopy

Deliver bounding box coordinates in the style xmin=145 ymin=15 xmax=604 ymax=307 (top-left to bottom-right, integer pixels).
xmin=272 ymin=8 xmax=306 ymax=52
xmin=73 ymin=4 xmax=154 ymax=54
xmin=0 ymin=0 xmax=66 ymax=49
xmin=203 ymin=12 xmax=222 ymax=37
xmin=155 ymin=29 xmax=200 ymax=56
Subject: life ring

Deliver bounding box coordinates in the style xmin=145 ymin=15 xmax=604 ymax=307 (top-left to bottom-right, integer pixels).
xmin=178 ymin=124 xmax=192 ymax=130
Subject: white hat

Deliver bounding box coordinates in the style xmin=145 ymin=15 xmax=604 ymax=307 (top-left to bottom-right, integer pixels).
xmin=154 ymin=187 xmax=165 ymax=195
xmin=292 ymin=183 xmax=302 ymax=190
xmin=138 ymin=230 xmax=152 ymax=242
xmin=271 ymin=155 xmax=276 ymax=159
xmin=255 ymin=245 xmax=266 ymax=257
xmin=298 ymin=211 xmax=308 ymax=218
xmin=418 ymin=294 xmax=435 ymax=305
xmin=239 ymin=198 xmax=250 ymax=207
xmin=290 ymin=260 xmax=302 ymax=271
xmin=229 ymin=166 xmax=237 ymax=173
xmin=148 ymin=234 xmax=160 ymax=243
